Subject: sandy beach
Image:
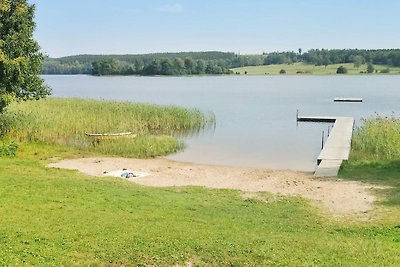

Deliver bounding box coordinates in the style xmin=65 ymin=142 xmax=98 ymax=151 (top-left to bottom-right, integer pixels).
xmin=48 ymin=157 xmax=379 ymax=219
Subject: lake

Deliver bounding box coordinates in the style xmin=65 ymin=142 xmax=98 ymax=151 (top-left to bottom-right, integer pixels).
xmin=43 ymin=75 xmax=400 ymax=171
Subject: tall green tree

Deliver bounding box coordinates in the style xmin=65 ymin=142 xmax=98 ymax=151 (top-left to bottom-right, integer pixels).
xmin=0 ymin=0 xmax=50 ymax=112
xmin=92 ymin=58 xmax=120 ymax=75
xmin=195 ymin=59 xmax=206 ymax=74
xmin=367 ymin=62 xmax=375 ymax=73
xmin=160 ymin=59 xmax=173 ymax=75
xmin=352 ymin=55 xmax=363 ymax=68
xmin=184 ymin=57 xmax=194 ymax=74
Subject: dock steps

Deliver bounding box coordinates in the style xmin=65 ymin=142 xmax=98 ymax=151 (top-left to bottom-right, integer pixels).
xmin=313 ymin=160 xmax=343 ymax=177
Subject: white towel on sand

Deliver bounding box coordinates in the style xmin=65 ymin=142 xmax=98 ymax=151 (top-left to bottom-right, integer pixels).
xmin=103 ymin=169 xmax=149 ymax=179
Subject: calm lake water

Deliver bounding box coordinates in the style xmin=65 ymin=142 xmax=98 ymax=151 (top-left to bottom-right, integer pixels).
xmin=43 ymin=75 xmax=400 ymax=171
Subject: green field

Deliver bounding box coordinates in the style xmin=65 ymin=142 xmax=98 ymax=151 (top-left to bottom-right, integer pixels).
xmin=231 ymin=63 xmax=400 ymax=75
xmin=1 ymin=100 xmax=400 ymax=265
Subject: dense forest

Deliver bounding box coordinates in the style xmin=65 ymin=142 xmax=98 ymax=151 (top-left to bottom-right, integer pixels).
xmin=41 ymin=49 xmax=400 ymax=75
xmin=42 ymin=52 xmax=263 ymax=75
xmin=264 ymin=49 xmax=400 ymax=67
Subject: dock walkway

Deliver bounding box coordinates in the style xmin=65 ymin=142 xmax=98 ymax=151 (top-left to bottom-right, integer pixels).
xmin=297 ymin=116 xmax=354 ymax=177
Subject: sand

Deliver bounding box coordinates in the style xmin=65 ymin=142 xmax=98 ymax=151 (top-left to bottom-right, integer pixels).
xmin=48 ymin=157 xmax=379 ymax=219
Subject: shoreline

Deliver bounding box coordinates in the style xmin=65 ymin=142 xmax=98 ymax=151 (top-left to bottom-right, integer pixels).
xmin=48 ymin=156 xmax=379 ymax=219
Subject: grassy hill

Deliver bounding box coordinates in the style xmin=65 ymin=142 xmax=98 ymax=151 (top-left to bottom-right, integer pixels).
xmin=231 ymin=63 xmax=400 ymax=75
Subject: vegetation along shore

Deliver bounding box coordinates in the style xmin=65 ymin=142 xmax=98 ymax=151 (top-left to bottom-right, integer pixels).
xmin=42 ymin=49 xmax=400 ymax=76
xmin=0 ymin=98 xmax=215 ymax=158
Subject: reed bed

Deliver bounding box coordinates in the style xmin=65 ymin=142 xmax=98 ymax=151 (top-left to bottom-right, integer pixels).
xmin=89 ymin=135 xmax=184 ymax=158
xmin=351 ymin=114 xmax=400 ymax=161
xmin=0 ymin=98 xmax=215 ymax=157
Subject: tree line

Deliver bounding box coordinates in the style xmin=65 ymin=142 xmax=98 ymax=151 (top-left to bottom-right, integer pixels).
xmin=41 ymin=49 xmax=400 ymax=76
xmin=42 ymin=52 xmax=264 ymax=76
xmin=264 ymin=49 xmax=400 ymax=67
xmin=91 ymin=57 xmax=233 ymax=76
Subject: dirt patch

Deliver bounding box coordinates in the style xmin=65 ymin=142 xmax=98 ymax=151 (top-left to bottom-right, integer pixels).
xmin=48 ymin=157 xmax=378 ymax=218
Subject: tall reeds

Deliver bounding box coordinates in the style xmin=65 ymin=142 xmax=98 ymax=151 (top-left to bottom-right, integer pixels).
xmin=0 ymin=98 xmax=215 ymax=158
xmin=351 ymin=114 xmax=400 ymax=161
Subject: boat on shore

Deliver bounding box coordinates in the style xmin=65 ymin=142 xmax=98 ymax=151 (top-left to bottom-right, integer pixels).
xmin=85 ymin=132 xmax=137 ymax=140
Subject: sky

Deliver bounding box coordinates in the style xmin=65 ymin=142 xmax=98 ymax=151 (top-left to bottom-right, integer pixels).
xmin=29 ymin=0 xmax=400 ymax=57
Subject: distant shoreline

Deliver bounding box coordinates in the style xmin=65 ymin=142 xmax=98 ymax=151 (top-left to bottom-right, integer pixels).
xmin=41 ymin=62 xmax=400 ymax=76
xmin=231 ymin=62 xmax=400 ymax=76
xmin=41 ymin=49 xmax=400 ymax=76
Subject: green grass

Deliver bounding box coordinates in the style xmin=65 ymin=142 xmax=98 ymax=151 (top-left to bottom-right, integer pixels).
xmin=0 ymin=98 xmax=215 ymax=158
xmin=1 ymin=143 xmax=400 ymax=266
xmin=231 ymin=63 xmax=400 ymax=75
xmin=88 ymin=135 xmax=184 ymax=158
xmin=339 ymin=115 xmax=400 ymax=221
xmin=350 ymin=114 xmax=400 ymax=161
xmin=0 ymin=139 xmax=18 ymax=156
xmin=341 ymin=161 xmax=400 ymax=208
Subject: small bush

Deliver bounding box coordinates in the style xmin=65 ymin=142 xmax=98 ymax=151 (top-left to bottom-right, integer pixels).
xmin=0 ymin=141 xmax=18 ymax=157
xmin=380 ymin=68 xmax=390 ymax=73
xmin=279 ymin=69 xmax=286 ymax=74
xmin=336 ymin=66 xmax=348 ymax=74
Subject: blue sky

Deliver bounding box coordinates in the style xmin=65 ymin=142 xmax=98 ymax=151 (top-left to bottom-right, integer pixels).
xmin=29 ymin=0 xmax=400 ymax=57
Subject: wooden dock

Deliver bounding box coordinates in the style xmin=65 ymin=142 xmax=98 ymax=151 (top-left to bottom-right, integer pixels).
xmin=334 ymin=97 xmax=362 ymax=102
xmin=297 ymin=116 xmax=354 ymax=177
xmin=296 ymin=116 xmax=336 ymax=123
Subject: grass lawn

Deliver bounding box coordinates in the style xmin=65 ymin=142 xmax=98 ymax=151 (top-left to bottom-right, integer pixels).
xmin=231 ymin=63 xmax=400 ymax=75
xmin=0 ymin=143 xmax=399 ymax=266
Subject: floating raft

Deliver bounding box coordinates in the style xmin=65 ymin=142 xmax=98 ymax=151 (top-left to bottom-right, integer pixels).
xmin=297 ymin=116 xmax=354 ymax=177
xmin=334 ymin=97 xmax=362 ymax=102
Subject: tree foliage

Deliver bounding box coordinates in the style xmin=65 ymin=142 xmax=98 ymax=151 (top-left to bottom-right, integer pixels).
xmin=367 ymin=63 xmax=374 ymax=73
xmin=264 ymin=52 xmax=299 ymax=65
xmin=265 ymin=49 xmax=400 ymax=67
xmin=336 ymin=65 xmax=348 ymax=74
xmin=0 ymin=0 xmax=50 ymax=112
xmin=42 ymin=52 xmax=266 ymax=76
xmin=352 ymin=55 xmax=363 ymax=68
xmin=41 ymin=49 xmax=400 ymax=76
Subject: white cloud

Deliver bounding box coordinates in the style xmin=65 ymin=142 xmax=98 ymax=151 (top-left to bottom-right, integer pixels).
xmin=154 ymin=3 xmax=183 ymax=13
